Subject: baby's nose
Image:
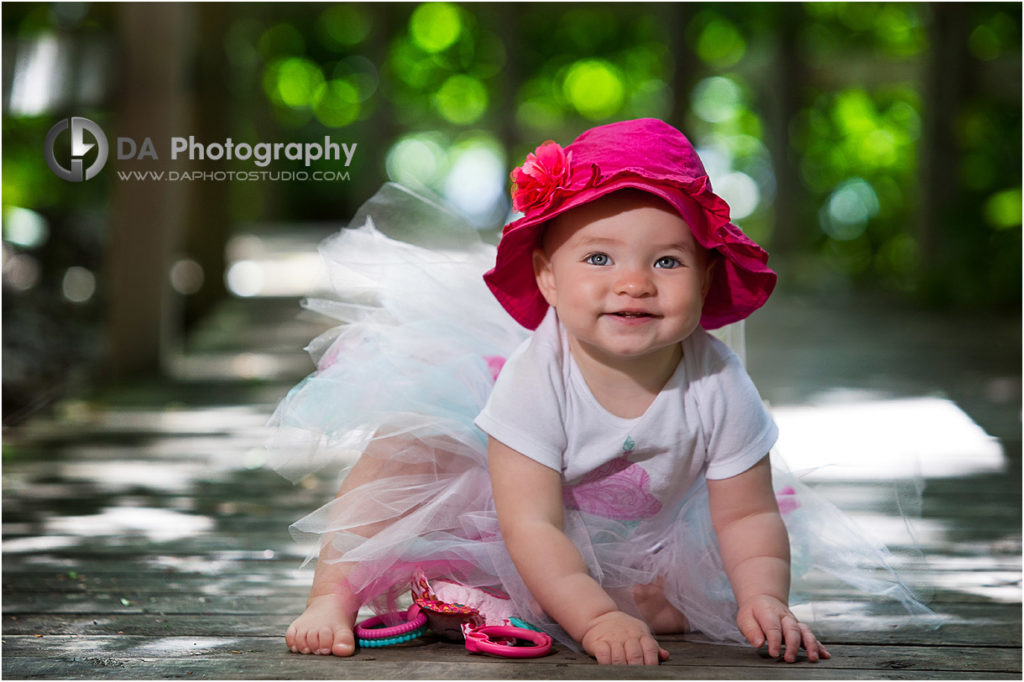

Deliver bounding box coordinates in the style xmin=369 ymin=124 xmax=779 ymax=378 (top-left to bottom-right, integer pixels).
xmin=614 ymin=269 xmax=655 ymax=296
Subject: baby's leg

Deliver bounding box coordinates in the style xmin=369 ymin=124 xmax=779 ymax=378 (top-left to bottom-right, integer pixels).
xmin=284 ymin=500 xmax=360 ymax=656
xmin=631 ymin=578 xmax=691 ymax=635
xmin=286 ymin=433 xmax=460 ymax=656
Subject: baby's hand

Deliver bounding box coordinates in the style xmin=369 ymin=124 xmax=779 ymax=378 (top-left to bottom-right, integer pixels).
xmin=580 ymin=611 xmax=669 ymax=665
xmin=737 ymin=594 xmax=830 ymax=663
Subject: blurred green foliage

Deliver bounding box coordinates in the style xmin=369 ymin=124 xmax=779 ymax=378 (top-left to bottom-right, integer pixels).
xmin=2 ymin=1 xmax=1021 ymax=311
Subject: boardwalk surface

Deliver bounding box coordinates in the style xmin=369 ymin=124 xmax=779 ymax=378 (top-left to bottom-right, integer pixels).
xmin=3 ymin=280 xmax=1021 ymax=679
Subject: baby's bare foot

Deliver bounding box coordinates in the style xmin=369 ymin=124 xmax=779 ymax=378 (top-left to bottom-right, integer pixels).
xmin=286 ymin=594 xmax=357 ymax=656
xmin=631 ymin=579 xmax=691 ymax=635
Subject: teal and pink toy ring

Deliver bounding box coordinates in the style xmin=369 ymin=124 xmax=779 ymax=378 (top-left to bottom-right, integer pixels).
xmin=353 ymin=604 xmax=552 ymax=658
xmin=355 ymin=605 xmax=429 ymax=648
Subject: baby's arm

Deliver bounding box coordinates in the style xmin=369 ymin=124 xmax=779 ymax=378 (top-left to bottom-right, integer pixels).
xmin=707 ymin=455 xmax=830 ymax=662
xmin=488 ymin=437 xmax=668 ymax=666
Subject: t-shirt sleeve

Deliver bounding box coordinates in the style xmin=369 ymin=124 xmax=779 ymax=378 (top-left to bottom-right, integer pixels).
xmin=474 ymin=332 xmax=566 ymax=473
xmin=698 ymin=338 xmax=779 ymax=480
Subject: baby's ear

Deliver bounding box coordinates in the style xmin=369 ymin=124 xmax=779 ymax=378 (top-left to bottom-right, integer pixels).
xmin=701 ymin=251 xmax=717 ymax=302
xmin=533 ymin=248 xmax=558 ymax=306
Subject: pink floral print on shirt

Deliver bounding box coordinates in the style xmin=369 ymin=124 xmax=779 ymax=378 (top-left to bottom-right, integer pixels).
xmin=562 ymin=456 xmax=663 ymax=521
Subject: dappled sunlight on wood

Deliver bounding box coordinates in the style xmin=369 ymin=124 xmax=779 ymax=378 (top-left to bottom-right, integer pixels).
xmin=774 ymin=393 xmax=1005 ymax=481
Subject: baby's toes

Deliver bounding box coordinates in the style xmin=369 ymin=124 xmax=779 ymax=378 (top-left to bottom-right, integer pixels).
xmin=332 ymin=626 xmax=355 ymax=657
xmin=312 ymin=626 xmax=334 ymax=655
xmin=291 ymin=626 xmax=311 ymax=654
xmin=299 ymin=625 xmax=320 ymax=655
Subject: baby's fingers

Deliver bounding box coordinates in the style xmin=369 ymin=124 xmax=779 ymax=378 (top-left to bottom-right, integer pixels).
xmin=782 ymin=616 xmax=803 ymax=662
xmin=590 ymin=640 xmax=613 ymax=665
xmin=638 ymin=635 xmax=665 ymax=666
xmin=765 ymin=620 xmax=785 ymax=659
xmin=620 ymin=639 xmax=644 ymax=665
xmin=737 ymin=608 xmax=768 ymax=650
xmin=617 ymin=638 xmax=663 ymax=666
xmin=799 ymin=623 xmax=830 ymax=662
xmin=738 ymin=609 xmax=784 ymax=658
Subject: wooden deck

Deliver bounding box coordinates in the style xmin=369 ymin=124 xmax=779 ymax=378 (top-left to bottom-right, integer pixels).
xmin=3 ymin=291 xmax=1021 ymax=679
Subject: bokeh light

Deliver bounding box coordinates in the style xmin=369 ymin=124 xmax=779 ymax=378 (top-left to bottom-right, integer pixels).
xmin=386 ymin=133 xmax=449 ymax=191
xmin=821 ymin=178 xmax=880 ymax=241
xmin=258 ymin=23 xmax=304 ymax=59
xmin=872 ymin=4 xmax=927 ymax=58
xmin=170 ymin=258 xmax=205 ymax=296
xmin=332 ymin=55 xmax=380 ymax=102
xmin=390 ymin=38 xmax=432 ymax=90
xmin=562 ymin=59 xmax=624 ymax=120
xmin=516 ymin=75 xmax=565 ymax=131
xmin=692 ymin=76 xmax=743 ymax=123
xmin=2 ymin=206 xmax=49 ymax=249
xmin=968 ymin=17 xmax=1008 ymax=61
xmin=264 ymin=57 xmax=324 ymax=109
xmin=313 ymin=79 xmax=360 ymax=127
xmin=715 ymin=172 xmax=761 ymax=221
xmin=319 ymin=5 xmax=371 ymax=50
xmin=443 ymin=136 xmax=506 ymax=227
xmin=410 ymin=2 xmax=462 ymax=54
xmin=877 ymin=233 xmax=919 ymax=286
xmin=691 ymin=14 xmax=746 ymax=68
xmin=2 ymin=246 xmax=40 ymax=291
xmin=62 ymin=265 xmax=96 ymax=303
xmin=984 ymin=188 xmax=1023 ymax=230
xmin=226 ymin=260 xmax=264 ymax=297
xmin=434 ymin=74 xmax=488 ymax=124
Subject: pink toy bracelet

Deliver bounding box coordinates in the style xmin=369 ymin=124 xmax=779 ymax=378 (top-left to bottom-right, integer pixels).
xmin=464 ymin=624 xmax=553 ymax=658
xmin=355 ymin=605 xmax=427 ymax=640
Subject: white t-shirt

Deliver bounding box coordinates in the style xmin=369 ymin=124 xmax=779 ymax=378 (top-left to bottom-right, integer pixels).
xmin=475 ymin=308 xmax=777 ymax=523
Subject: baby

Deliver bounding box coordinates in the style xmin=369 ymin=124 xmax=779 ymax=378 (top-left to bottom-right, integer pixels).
xmin=281 ymin=119 xmax=833 ymax=664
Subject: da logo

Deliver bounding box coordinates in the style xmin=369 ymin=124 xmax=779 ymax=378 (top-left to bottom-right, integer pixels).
xmin=44 ymin=117 xmax=109 ymax=182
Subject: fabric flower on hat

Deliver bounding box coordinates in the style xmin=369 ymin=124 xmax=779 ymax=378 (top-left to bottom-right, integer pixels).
xmin=510 ymin=141 xmax=573 ymax=213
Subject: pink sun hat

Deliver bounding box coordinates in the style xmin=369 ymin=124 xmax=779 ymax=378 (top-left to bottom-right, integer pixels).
xmin=483 ymin=118 xmax=777 ymax=330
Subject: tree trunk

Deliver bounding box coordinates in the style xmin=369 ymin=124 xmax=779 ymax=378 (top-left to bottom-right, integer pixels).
xmin=917 ymin=3 xmax=971 ymax=284
xmin=105 ymin=3 xmax=191 ymax=379
xmin=181 ymin=4 xmax=229 ymax=331
xmin=765 ymin=2 xmax=804 ymax=255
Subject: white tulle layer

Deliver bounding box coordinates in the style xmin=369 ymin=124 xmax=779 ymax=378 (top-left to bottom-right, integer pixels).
xmin=266 ymin=183 xmax=937 ymax=650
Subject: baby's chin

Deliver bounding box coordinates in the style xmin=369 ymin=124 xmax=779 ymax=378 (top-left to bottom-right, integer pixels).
xmin=574 ymin=336 xmax=684 ymax=367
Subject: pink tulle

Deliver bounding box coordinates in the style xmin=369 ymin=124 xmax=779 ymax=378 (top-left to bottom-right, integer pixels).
xmin=776 ymin=486 xmax=800 ymax=515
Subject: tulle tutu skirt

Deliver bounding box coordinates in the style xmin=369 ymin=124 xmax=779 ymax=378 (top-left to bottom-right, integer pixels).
xmin=266 ymin=183 xmax=937 ymax=650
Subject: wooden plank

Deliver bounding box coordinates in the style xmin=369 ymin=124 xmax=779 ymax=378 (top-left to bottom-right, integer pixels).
xmin=3 ymin=585 xmax=1014 ymax=617
xmin=3 ymin=605 xmax=1019 ymax=646
xmin=6 ymin=465 xmax=1021 ymax=514
xmin=2 ymin=634 xmax=1021 ymax=676
xmin=3 ymin=546 xmax=1019 ymax=577
xmin=3 ymin=540 xmax=1016 ymax=575
xmin=4 ymin=562 xmax=1017 ymax=595
xmin=1 ymin=591 xmax=303 ymax=615
xmin=1 ymin=592 xmax=1011 ymax=620
xmin=10 ymin=655 xmax=1018 ymax=681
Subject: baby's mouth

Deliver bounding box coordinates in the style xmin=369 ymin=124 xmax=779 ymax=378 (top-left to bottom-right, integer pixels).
xmin=610 ymin=311 xmax=656 ymax=318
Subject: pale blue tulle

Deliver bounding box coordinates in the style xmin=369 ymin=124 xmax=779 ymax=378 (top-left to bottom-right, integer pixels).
xmin=266 ymin=183 xmax=939 ymax=650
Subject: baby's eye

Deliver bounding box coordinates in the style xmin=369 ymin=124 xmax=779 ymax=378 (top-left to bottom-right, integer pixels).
xmin=585 ymin=253 xmax=610 ymax=266
xmin=655 ymin=256 xmax=681 ymax=269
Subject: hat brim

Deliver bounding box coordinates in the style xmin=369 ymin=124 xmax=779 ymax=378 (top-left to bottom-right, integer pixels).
xmin=484 ymin=174 xmax=776 ymax=330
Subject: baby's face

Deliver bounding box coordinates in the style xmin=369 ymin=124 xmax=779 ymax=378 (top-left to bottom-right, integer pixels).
xmin=533 ymin=190 xmax=713 ymax=368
